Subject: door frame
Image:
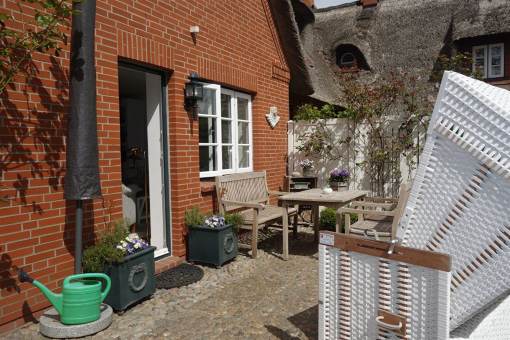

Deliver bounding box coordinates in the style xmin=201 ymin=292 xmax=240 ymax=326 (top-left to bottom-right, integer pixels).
xmin=118 ymin=60 xmax=172 ymax=258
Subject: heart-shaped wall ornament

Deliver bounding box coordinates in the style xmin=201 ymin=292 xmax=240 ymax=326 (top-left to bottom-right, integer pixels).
xmin=266 ymin=106 xmax=280 ymax=128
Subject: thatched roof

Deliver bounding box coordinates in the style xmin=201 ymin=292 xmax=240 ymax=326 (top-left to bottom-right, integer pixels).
xmin=296 ymin=0 xmax=510 ymax=105
xmin=268 ymin=0 xmax=314 ymax=96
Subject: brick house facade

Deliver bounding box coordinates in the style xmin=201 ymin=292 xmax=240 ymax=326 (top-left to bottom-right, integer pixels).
xmin=0 ymin=0 xmax=293 ymax=332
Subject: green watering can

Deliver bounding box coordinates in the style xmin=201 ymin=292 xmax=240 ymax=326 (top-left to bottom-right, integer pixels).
xmin=19 ymin=269 xmax=111 ymax=325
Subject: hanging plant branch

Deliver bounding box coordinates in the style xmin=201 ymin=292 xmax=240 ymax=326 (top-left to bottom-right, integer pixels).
xmin=0 ymin=0 xmax=74 ymax=94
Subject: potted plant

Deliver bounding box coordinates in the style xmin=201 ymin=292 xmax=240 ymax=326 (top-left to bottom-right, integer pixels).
xmin=298 ymin=159 xmax=314 ymax=177
xmin=329 ymin=168 xmax=350 ymax=191
xmin=83 ymin=220 xmax=156 ymax=311
xmin=185 ymin=207 xmax=243 ymax=268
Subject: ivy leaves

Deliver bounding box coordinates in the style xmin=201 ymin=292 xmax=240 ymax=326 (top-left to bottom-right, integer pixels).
xmin=0 ymin=0 xmax=75 ymax=93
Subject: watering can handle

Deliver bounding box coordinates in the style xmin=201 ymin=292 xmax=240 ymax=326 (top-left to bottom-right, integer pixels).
xmin=64 ymin=273 xmax=111 ymax=302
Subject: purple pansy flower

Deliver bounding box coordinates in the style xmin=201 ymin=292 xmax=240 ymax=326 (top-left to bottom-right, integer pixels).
xmin=329 ymin=168 xmax=350 ymax=182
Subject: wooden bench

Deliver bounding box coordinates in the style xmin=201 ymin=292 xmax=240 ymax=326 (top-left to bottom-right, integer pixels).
xmin=215 ymin=171 xmax=297 ymax=260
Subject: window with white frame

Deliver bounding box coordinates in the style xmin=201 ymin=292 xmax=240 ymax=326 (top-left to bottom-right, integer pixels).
xmin=198 ymin=84 xmax=252 ymax=177
xmin=473 ymin=43 xmax=504 ymax=78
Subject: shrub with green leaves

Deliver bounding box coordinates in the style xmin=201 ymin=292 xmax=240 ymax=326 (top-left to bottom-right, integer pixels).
xmin=224 ymin=212 xmax=244 ymax=233
xmin=319 ymin=208 xmax=337 ymax=231
xmin=320 ymin=208 xmax=358 ymax=233
xmin=82 ymin=220 xmax=129 ymax=273
xmin=184 ymin=206 xmax=205 ymax=228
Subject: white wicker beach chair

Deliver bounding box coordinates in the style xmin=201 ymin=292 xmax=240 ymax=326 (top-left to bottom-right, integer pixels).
xmin=319 ymin=72 xmax=510 ymax=339
xmin=397 ymin=71 xmax=510 ymax=331
xmin=319 ymin=232 xmax=451 ymax=340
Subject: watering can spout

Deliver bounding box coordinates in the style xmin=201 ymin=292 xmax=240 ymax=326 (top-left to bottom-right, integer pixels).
xmin=18 ymin=269 xmax=63 ymax=315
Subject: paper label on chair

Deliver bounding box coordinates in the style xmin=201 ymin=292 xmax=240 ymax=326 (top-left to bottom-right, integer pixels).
xmin=320 ymin=233 xmax=334 ymax=246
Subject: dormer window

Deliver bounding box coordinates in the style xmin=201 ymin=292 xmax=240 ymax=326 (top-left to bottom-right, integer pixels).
xmin=473 ymin=43 xmax=504 ymax=79
xmin=335 ymin=44 xmax=369 ymax=72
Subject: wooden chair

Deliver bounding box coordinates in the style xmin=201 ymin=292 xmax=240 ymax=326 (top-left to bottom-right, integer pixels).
xmin=338 ymin=184 xmax=409 ymax=240
xmin=215 ymin=171 xmax=298 ymax=260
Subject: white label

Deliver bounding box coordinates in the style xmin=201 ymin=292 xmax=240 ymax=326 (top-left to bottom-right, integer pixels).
xmin=320 ymin=233 xmax=334 ymax=246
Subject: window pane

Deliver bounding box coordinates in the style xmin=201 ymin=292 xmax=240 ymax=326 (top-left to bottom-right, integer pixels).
xmin=473 ymin=47 xmax=486 ymax=77
xmin=199 ymin=88 xmax=216 ymax=116
xmin=238 ymin=121 xmax=249 ymax=144
xmin=238 ymin=146 xmax=250 ymax=168
xmin=238 ymin=98 xmax=249 ymax=120
xmin=222 ymin=146 xmax=233 ymax=170
xmin=199 ymin=145 xmax=217 ymax=172
xmin=199 ymin=117 xmax=216 ymax=143
xmin=221 ymin=119 xmax=232 ymax=143
xmin=490 ymin=45 xmax=503 ymax=77
xmin=221 ymin=93 xmax=231 ymax=118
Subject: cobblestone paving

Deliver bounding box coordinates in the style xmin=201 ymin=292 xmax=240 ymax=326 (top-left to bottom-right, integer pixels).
xmin=9 ymin=229 xmax=319 ymax=339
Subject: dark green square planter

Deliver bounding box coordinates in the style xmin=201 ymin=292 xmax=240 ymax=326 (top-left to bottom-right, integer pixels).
xmin=104 ymin=246 xmax=156 ymax=311
xmin=187 ymin=224 xmax=237 ymax=267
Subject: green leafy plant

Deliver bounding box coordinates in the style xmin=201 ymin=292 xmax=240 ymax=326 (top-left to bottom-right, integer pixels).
xmin=320 ymin=208 xmax=358 ymax=233
xmin=0 ymin=0 xmax=75 ymax=93
xmin=296 ymin=71 xmax=433 ymax=197
xmin=431 ymin=52 xmax=483 ymax=83
xmin=82 ymin=220 xmax=129 ymax=273
xmin=224 ymin=212 xmax=244 ymax=233
xmin=294 ymin=103 xmax=350 ymax=121
xmin=184 ymin=206 xmax=205 ymax=228
xmin=319 ymin=208 xmax=337 ymax=231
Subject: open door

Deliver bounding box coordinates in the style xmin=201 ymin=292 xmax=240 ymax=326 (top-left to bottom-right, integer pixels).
xmin=119 ymin=64 xmax=171 ymax=257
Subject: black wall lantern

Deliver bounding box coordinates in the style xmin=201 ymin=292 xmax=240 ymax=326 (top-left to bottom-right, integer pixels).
xmin=185 ymin=72 xmax=203 ymax=120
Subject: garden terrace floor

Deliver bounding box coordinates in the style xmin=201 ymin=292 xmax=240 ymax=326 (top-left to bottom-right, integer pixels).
xmin=8 ymin=228 xmax=319 ymax=339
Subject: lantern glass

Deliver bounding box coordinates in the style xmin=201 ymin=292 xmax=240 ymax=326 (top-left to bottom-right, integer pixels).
xmin=193 ymin=83 xmax=203 ymax=100
xmin=185 ymin=83 xmax=195 ymax=99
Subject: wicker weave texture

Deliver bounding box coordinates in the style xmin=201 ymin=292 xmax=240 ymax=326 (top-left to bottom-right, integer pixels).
xmin=450 ymin=293 xmax=510 ymax=340
xmin=398 ymin=72 xmax=510 ymax=330
xmin=319 ymin=244 xmax=450 ymax=340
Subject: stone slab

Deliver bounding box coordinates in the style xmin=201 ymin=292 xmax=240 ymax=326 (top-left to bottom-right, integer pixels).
xmin=39 ymin=304 xmax=112 ymax=339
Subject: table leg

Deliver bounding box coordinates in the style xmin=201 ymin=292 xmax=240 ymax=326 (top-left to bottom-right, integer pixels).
xmin=335 ymin=204 xmax=342 ymax=233
xmin=282 ymin=203 xmax=289 ymax=261
xmin=313 ymin=205 xmax=320 ymax=242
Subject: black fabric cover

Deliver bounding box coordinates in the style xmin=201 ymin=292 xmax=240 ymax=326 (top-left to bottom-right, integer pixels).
xmin=64 ymin=0 xmax=101 ymax=200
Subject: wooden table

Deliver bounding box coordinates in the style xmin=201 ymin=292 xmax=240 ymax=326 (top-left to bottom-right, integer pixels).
xmin=279 ymin=189 xmax=368 ymax=241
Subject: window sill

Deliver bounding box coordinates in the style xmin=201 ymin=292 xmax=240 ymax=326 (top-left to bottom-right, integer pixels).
xmin=337 ymin=67 xmax=360 ymax=73
xmin=200 ymin=181 xmax=216 ymax=194
xmin=486 ymin=77 xmax=510 ymax=84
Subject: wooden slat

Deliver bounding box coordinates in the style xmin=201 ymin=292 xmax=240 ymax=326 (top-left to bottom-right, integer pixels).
xmin=320 ymin=231 xmax=451 ymax=272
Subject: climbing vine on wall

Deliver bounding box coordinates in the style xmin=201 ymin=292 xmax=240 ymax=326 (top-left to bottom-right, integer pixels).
xmin=296 ymin=71 xmax=434 ymax=196
xmin=0 ymin=0 xmax=74 ymax=93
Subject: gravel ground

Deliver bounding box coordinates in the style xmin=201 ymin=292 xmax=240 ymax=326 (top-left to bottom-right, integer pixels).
xmin=8 ymin=228 xmax=319 ymax=339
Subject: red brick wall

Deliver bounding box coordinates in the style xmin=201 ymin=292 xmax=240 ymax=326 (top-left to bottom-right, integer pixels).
xmin=0 ymin=0 xmax=290 ymax=333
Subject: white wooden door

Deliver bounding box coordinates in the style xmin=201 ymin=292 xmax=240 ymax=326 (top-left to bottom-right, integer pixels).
xmin=145 ymin=72 xmax=168 ymax=257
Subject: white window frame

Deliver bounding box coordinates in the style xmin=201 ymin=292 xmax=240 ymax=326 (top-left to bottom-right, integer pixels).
xmin=488 ymin=43 xmax=504 ymax=78
xmin=199 ymin=84 xmax=253 ymax=178
xmin=473 ymin=43 xmax=504 ymax=79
